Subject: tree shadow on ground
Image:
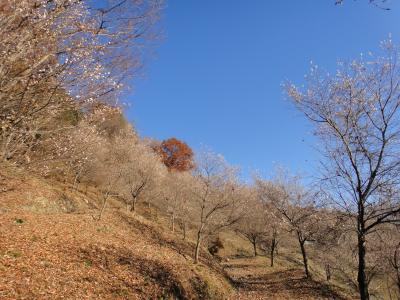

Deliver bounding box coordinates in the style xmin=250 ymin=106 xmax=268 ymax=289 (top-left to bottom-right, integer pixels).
xmin=226 ymin=260 xmax=352 ymax=300
xmin=115 ymin=211 xmax=236 ymax=285
xmin=78 ymin=245 xmax=188 ymax=299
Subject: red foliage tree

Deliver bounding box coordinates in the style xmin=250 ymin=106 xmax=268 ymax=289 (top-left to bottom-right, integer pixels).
xmin=154 ymin=138 xmax=194 ymax=172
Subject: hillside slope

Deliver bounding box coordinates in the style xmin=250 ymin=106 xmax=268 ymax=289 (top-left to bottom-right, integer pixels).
xmin=0 ymin=166 xmax=232 ymax=300
xmin=0 ymin=166 xmax=355 ymax=300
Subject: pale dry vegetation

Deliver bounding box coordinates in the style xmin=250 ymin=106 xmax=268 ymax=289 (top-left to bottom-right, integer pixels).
xmin=1 ymin=1 xmax=400 ymax=300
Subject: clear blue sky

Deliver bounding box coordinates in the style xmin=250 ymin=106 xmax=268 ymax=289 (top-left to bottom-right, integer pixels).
xmin=124 ymin=1 xmax=400 ymax=178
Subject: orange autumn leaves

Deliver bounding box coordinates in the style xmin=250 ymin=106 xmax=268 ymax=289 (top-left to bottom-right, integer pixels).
xmin=153 ymin=138 xmax=195 ymax=172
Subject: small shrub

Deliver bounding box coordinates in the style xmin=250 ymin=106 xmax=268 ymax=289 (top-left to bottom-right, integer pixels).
xmin=7 ymin=250 xmax=22 ymax=258
xmin=236 ymin=249 xmax=249 ymax=258
xmin=97 ymin=225 xmax=111 ymax=233
xmin=59 ymin=193 xmax=77 ymax=213
xmin=208 ymin=237 xmax=224 ymax=256
xmin=83 ymin=258 xmax=92 ymax=267
xmin=40 ymin=260 xmax=51 ymax=268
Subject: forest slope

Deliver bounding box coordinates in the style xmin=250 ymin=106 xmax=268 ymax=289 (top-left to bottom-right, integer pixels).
xmin=0 ymin=166 xmax=356 ymax=300
xmin=0 ymin=166 xmax=232 ymax=300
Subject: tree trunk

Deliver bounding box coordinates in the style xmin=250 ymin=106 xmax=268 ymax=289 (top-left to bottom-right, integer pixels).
xmin=357 ymin=197 xmax=370 ymax=300
xmin=270 ymin=237 xmax=277 ymax=267
xmin=97 ymin=193 xmax=109 ymax=221
xmin=130 ymin=197 xmax=137 ymax=213
xmin=298 ymin=234 xmax=310 ymax=278
xmin=194 ymin=233 xmax=202 ymax=264
xmin=270 ymin=246 xmax=274 ymax=267
xmin=72 ymin=169 xmax=82 ymax=192
xmin=252 ymin=239 xmax=258 ymax=256
xmin=391 ymin=246 xmax=400 ymax=296
xmin=194 ymin=224 xmax=204 ymax=264
xmin=357 ymin=231 xmax=370 ymax=300
xmin=182 ymin=221 xmax=187 ymax=240
xmin=171 ymin=213 xmax=175 ymax=232
xmin=325 ymin=263 xmax=331 ymax=281
xmin=72 ymin=174 xmax=79 ymax=191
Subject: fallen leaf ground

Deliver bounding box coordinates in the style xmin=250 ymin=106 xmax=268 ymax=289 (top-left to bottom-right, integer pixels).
xmin=0 ymin=167 xmax=356 ymax=299
xmin=0 ymin=210 xmax=233 ymax=300
xmin=224 ymin=257 xmax=356 ymax=300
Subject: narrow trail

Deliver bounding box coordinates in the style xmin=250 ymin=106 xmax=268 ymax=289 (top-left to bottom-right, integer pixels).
xmin=222 ymin=257 xmax=354 ymax=300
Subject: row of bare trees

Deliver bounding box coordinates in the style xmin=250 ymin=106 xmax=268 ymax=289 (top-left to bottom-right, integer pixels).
xmin=2 ymin=2 xmax=400 ymax=299
xmin=230 ymin=169 xmax=400 ymax=299
xmin=90 ymin=132 xmax=247 ymax=263
xmin=82 ymin=37 xmax=400 ymax=298
xmin=234 ymin=42 xmax=400 ymax=299
xmin=0 ymin=0 xmax=245 ymax=266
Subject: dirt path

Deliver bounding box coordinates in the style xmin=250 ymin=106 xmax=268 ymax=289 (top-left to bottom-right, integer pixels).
xmin=223 ymin=257 xmax=353 ymax=300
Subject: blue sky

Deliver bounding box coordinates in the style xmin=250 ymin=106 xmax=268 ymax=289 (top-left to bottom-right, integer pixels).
xmin=124 ymin=1 xmax=400 ymax=179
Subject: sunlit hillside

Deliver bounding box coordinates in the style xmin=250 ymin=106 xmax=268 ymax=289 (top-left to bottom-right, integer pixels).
xmin=1 ymin=1 xmax=400 ymax=300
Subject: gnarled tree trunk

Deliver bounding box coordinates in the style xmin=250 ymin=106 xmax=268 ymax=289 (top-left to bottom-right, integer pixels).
xmin=297 ymin=232 xmax=310 ymax=278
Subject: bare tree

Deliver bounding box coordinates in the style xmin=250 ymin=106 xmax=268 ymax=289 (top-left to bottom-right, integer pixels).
xmin=257 ymin=172 xmax=323 ymax=278
xmin=91 ymin=156 xmax=123 ymax=221
xmin=262 ymin=205 xmax=282 ymax=267
xmin=0 ymin=0 xmax=161 ymax=166
xmin=121 ymin=141 xmax=165 ymax=213
xmin=287 ymin=42 xmax=400 ymax=299
xmin=235 ymin=188 xmax=267 ymax=257
xmin=190 ymin=150 xmax=243 ymax=264
xmin=163 ymin=172 xmax=192 ymax=234
xmin=89 ymin=134 xmax=136 ymax=220
xmin=310 ymin=211 xmax=351 ymax=283
xmin=31 ymin=111 xmax=107 ymax=184
xmin=253 ymin=176 xmax=283 ymax=267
